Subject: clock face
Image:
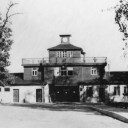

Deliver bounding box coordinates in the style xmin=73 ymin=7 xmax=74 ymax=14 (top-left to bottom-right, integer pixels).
xmin=63 ymin=37 xmax=68 ymax=42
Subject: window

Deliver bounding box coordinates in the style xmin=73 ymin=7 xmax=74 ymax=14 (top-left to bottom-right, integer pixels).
xmin=124 ymin=86 xmax=127 ymax=94
xmin=91 ymin=67 xmax=97 ymax=75
xmin=56 ymin=51 xmax=73 ymax=58
xmin=117 ymin=86 xmax=120 ymax=95
xmin=68 ymin=70 xmax=73 ymax=75
xmin=32 ymin=68 xmax=38 ymax=76
xmin=67 ymin=67 xmax=73 ymax=76
xmin=0 ymin=88 xmax=1 ymax=92
xmin=56 ymin=51 xmax=61 ymax=57
xmin=113 ymin=87 xmax=116 ymax=95
xmin=113 ymin=86 xmax=120 ymax=95
xmin=4 ymin=88 xmax=10 ymax=92
xmin=61 ymin=66 xmax=67 ymax=76
xmin=67 ymin=51 xmax=73 ymax=57
xmin=60 ymin=67 xmax=73 ymax=76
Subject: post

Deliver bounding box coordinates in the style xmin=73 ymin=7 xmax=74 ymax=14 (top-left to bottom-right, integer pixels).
xmin=39 ymin=63 xmax=45 ymax=103
xmin=83 ymin=53 xmax=85 ymax=63
xmin=94 ymin=57 xmax=96 ymax=63
xmin=42 ymin=66 xmax=45 ymax=102
xmin=42 ymin=86 xmax=45 ymax=102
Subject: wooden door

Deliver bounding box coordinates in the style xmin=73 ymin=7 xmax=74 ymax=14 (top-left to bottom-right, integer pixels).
xmin=13 ymin=89 xmax=19 ymax=103
xmin=36 ymin=89 xmax=42 ymax=102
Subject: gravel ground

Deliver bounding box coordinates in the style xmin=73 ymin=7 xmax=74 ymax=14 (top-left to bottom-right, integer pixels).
xmin=0 ymin=104 xmax=128 ymax=128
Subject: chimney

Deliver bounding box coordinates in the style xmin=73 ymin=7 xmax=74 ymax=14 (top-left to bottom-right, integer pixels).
xmin=60 ymin=35 xmax=71 ymax=44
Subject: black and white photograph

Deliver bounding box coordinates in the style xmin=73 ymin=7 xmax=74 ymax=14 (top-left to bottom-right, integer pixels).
xmin=0 ymin=0 xmax=128 ymax=127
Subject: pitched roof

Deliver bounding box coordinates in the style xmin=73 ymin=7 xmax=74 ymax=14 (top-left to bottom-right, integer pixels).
xmin=48 ymin=43 xmax=84 ymax=52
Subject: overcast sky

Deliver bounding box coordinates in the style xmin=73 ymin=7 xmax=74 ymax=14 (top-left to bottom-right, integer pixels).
xmin=0 ymin=0 xmax=127 ymax=73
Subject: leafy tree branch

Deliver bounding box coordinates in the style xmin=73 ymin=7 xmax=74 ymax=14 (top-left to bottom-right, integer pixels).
xmin=0 ymin=2 xmax=20 ymax=85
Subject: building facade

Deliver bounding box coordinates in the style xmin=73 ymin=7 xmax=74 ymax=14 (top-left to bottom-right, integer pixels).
xmin=21 ymin=35 xmax=107 ymax=102
xmin=0 ymin=35 xmax=109 ymax=103
xmin=105 ymin=71 xmax=128 ymax=103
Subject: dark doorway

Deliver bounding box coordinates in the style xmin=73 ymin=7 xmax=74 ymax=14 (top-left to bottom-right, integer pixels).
xmin=13 ymin=89 xmax=19 ymax=103
xmin=36 ymin=89 xmax=42 ymax=102
xmin=99 ymin=87 xmax=105 ymax=102
xmin=54 ymin=86 xmax=79 ymax=102
xmin=87 ymin=87 xmax=93 ymax=97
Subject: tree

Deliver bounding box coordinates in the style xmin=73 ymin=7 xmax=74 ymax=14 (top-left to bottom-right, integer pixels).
xmin=0 ymin=2 xmax=19 ymax=86
xmin=115 ymin=0 xmax=128 ymax=57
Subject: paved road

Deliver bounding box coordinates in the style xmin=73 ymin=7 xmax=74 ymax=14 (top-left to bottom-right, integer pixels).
xmin=0 ymin=104 xmax=128 ymax=128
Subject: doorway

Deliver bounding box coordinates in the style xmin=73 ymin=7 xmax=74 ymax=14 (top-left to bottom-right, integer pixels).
xmin=36 ymin=89 xmax=42 ymax=102
xmin=99 ymin=87 xmax=105 ymax=102
xmin=13 ymin=89 xmax=19 ymax=103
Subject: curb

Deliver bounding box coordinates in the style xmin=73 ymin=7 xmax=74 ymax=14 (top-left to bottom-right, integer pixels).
xmin=88 ymin=106 xmax=128 ymax=123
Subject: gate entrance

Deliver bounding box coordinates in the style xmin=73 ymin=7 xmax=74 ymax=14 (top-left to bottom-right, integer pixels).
xmin=54 ymin=86 xmax=79 ymax=102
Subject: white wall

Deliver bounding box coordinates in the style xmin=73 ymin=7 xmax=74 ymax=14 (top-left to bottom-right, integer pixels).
xmin=79 ymin=85 xmax=99 ymax=103
xmin=79 ymin=85 xmax=86 ymax=102
xmin=0 ymin=85 xmax=50 ymax=104
xmin=79 ymin=84 xmax=128 ymax=103
xmin=44 ymin=84 xmax=50 ymax=103
xmin=93 ymin=85 xmax=99 ymax=98
xmin=106 ymin=84 xmax=127 ymax=100
xmin=0 ymin=87 xmax=12 ymax=103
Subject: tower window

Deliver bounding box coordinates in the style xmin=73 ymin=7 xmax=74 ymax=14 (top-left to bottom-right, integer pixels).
xmin=67 ymin=51 xmax=73 ymax=57
xmin=56 ymin=51 xmax=73 ymax=58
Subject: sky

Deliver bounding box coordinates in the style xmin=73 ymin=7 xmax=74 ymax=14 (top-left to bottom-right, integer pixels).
xmin=0 ymin=0 xmax=128 ymax=73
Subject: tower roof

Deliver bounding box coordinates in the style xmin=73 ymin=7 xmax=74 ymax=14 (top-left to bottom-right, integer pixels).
xmin=48 ymin=35 xmax=85 ymax=54
xmin=48 ymin=43 xmax=83 ymax=51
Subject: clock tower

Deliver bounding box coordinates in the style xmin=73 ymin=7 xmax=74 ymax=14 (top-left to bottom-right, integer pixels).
xmin=60 ymin=35 xmax=71 ymax=44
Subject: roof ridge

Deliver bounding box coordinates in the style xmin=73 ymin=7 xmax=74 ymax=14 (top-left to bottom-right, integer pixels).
xmin=48 ymin=43 xmax=83 ymax=51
